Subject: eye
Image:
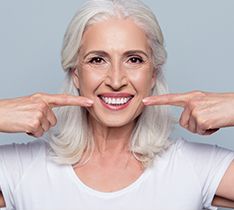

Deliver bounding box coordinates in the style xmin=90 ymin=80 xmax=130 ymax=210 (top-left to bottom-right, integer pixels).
xmin=88 ymin=57 xmax=105 ymax=64
xmin=128 ymin=56 xmax=144 ymax=64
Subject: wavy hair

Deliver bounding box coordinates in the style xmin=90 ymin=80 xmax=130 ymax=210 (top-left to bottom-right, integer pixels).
xmin=48 ymin=0 xmax=172 ymax=167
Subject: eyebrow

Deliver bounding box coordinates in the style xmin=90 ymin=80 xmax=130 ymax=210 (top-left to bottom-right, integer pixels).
xmin=83 ymin=50 xmax=149 ymax=59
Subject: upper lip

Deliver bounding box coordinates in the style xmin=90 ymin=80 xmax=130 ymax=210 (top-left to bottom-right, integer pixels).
xmin=98 ymin=93 xmax=134 ymax=98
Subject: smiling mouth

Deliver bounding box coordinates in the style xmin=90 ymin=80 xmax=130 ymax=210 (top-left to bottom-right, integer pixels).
xmin=99 ymin=95 xmax=133 ymax=105
xmin=98 ymin=94 xmax=134 ymax=110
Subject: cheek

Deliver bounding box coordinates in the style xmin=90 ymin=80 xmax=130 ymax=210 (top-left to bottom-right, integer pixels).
xmin=78 ymin=70 xmax=104 ymax=95
xmin=128 ymin=71 xmax=154 ymax=94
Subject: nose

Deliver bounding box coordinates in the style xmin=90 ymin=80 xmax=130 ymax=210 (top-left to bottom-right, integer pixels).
xmin=104 ymin=63 xmax=128 ymax=90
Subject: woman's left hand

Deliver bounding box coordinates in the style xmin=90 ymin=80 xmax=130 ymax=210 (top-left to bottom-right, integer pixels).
xmin=143 ymin=91 xmax=234 ymax=135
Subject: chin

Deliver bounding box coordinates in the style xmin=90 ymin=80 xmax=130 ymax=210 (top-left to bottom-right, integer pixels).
xmin=87 ymin=109 xmax=141 ymax=128
xmin=87 ymin=98 xmax=144 ymax=128
xmin=94 ymin=115 xmax=136 ymax=128
xmin=101 ymin=119 xmax=133 ymax=128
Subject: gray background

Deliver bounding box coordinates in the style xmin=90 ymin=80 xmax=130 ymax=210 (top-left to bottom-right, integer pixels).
xmin=0 ymin=0 xmax=233 ymax=209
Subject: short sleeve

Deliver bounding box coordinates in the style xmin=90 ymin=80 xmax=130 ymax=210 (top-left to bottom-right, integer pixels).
xmin=0 ymin=140 xmax=46 ymax=209
xmin=181 ymin=139 xmax=234 ymax=210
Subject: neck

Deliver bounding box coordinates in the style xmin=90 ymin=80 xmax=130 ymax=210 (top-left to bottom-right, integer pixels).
xmin=89 ymin=117 xmax=136 ymax=155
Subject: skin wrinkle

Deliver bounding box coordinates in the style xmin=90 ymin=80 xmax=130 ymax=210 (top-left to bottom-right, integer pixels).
xmin=89 ymin=115 xmax=134 ymax=154
xmin=70 ymin=18 xmax=154 ymax=191
xmin=72 ymin=18 xmax=155 ymax=155
xmin=0 ymin=1 xmax=234 ymax=207
xmin=82 ymin=50 xmax=150 ymax=60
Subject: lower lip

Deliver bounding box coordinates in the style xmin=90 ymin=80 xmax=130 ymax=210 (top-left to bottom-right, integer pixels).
xmin=99 ymin=97 xmax=132 ymax=111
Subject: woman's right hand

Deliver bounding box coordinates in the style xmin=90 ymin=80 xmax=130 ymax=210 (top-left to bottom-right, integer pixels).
xmin=0 ymin=93 xmax=93 ymax=137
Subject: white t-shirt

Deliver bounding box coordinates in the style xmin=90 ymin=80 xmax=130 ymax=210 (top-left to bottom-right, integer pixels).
xmin=0 ymin=138 xmax=233 ymax=210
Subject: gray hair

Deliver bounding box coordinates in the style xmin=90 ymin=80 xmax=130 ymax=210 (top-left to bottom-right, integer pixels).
xmin=48 ymin=0 xmax=172 ymax=168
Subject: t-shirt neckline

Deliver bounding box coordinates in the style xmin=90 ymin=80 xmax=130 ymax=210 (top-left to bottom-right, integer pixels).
xmin=66 ymin=164 xmax=151 ymax=198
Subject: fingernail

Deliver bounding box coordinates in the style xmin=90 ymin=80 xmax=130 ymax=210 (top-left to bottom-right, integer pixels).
xmin=87 ymin=99 xmax=94 ymax=103
xmin=142 ymin=98 xmax=150 ymax=105
xmin=85 ymin=99 xmax=94 ymax=106
xmin=142 ymin=98 xmax=148 ymax=103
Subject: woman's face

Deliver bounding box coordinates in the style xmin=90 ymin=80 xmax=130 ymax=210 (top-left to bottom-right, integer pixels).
xmin=73 ymin=18 xmax=156 ymax=127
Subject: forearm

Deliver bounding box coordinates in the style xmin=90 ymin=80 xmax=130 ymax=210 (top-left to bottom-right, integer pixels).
xmin=0 ymin=99 xmax=9 ymax=133
xmin=212 ymin=195 xmax=234 ymax=209
xmin=0 ymin=98 xmax=20 ymax=133
xmin=0 ymin=191 xmax=6 ymax=208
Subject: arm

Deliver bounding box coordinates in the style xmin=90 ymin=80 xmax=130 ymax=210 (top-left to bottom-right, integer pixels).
xmin=0 ymin=93 xmax=93 ymax=207
xmin=214 ymin=160 xmax=234 ymax=205
xmin=143 ymin=91 xmax=234 ymax=135
xmin=0 ymin=191 xmax=5 ymax=208
xmin=0 ymin=93 xmax=93 ymax=137
xmin=143 ymin=91 xmax=234 ymax=203
xmin=212 ymin=194 xmax=234 ymax=209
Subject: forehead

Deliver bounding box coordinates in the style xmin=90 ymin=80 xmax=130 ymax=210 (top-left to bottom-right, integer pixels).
xmin=80 ymin=18 xmax=150 ymax=53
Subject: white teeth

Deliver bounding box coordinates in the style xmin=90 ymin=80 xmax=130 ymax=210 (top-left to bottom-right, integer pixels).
xmin=101 ymin=96 xmax=132 ymax=105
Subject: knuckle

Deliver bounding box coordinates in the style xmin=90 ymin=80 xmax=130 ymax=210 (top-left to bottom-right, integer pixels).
xmin=37 ymin=102 xmax=48 ymax=111
xmin=191 ymin=90 xmax=206 ymax=97
xmin=179 ymin=116 xmax=186 ymax=127
xmin=30 ymin=94 xmax=48 ymax=109
xmin=30 ymin=93 xmax=49 ymax=105
xmin=188 ymin=100 xmax=199 ymax=110
xmin=31 ymin=92 xmax=44 ymax=99
xmin=196 ymin=115 xmax=204 ymax=125
xmin=179 ymin=117 xmax=183 ymax=126
xmin=25 ymin=125 xmax=33 ymax=133
xmin=43 ymin=127 xmax=49 ymax=133
xmin=179 ymin=119 xmax=187 ymax=128
xmin=46 ymin=121 xmax=51 ymax=129
xmin=51 ymin=117 xmax=57 ymax=127
xmin=191 ymin=111 xmax=211 ymax=130
xmin=34 ymin=132 xmax=43 ymax=138
xmin=35 ymin=111 xmax=44 ymax=119
xmin=204 ymin=122 xmax=212 ymax=130
xmin=186 ymin=91 xmax=206 ymax=109
xmin=191 ymin=108 xmax=199 ymax=118
xmin=199 ymin=119 xmax=209 ymax=130
xmin=31 ymin=120 xmax=41 ymax=130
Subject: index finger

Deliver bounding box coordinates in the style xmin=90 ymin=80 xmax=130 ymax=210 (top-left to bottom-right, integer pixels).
xmin=40 ymin=94 xmax=94 ymax=108
xmin=142 ymin=93 xmax=190 ymax=107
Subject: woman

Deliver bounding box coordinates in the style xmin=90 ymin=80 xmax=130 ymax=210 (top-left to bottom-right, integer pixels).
xmin=0 ymin=0 xmax=234 ymax=209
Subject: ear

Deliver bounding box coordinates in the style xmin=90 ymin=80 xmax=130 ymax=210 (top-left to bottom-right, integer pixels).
xmin=71 ymin=68 xmax=80 ymax=89
xmin=150 ymin=71 xmax=157 ymax=89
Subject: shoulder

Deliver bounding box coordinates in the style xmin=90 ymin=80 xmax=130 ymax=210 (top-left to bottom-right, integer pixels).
xmin=0 ymin=138 xmax=48 ymax=158
xmin=165 ymin=138 xmax=234 ymax=157
xmin=160 ymin=138 xmax=234 ymax=183
xmin=0 ymin=139 xmax=52 ymax=209
xmin=0 ymin=139 xmax=49 ymax=175
xmin=156 ymin=138 xmax=234 ymax=172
